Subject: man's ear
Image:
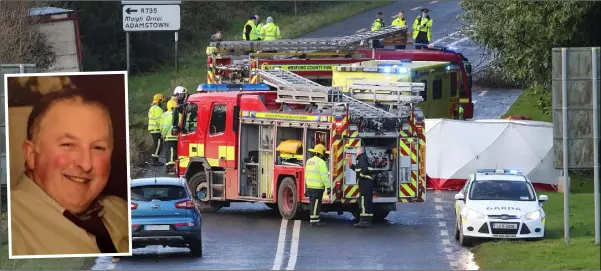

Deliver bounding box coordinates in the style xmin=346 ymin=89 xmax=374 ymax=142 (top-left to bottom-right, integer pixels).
xmin=22 ymin=140 xmax=36 ymax=170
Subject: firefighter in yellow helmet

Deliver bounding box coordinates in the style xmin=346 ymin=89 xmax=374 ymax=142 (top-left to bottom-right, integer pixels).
xmin=148 ymin=93 xmax=164 ymax=166
xmin=160 ymin=100 xmax=181 ymax=174
xmin=349 ymin=145 xmax=374 ymax=228
xmin=305 ymin=144 xmax=331 ymax=227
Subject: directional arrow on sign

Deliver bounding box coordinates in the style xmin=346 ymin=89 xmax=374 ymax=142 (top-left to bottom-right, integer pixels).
xmin=125 ymin=7 xmax=138 ymax=14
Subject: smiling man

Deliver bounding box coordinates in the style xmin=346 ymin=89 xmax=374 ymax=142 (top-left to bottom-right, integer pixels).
xmin=10 ymin=87 xmax=129 ymax=256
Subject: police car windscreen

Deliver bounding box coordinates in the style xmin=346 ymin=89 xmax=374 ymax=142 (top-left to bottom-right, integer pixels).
xmin=469 ymin=180 xmax=535 ymax=201
xmin=132 ymin=185 xmax=188 ymax=202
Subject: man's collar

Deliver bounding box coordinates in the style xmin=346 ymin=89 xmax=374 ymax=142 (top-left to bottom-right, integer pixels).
xmin=17 ymin=174 xmax=105 ymax=219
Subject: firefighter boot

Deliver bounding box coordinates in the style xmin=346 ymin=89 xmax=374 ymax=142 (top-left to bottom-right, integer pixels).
xmin=353 ymin=217 xmax=372 ymax=228
xmin=151 ymin=156 xmax=164 ymax=166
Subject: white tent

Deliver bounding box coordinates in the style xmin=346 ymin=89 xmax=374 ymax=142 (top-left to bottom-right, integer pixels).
xmin=424 ymin=118 xmax=560 ymax=191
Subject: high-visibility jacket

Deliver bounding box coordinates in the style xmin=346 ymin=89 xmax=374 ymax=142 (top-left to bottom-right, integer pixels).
xmin=160 ymin=111 xmax=182 ymax=141
xmin=391 ymin=17 xmax=407 ymax=27
xmin=304 ymin=156 xmax=330 ymax=189
xmin=457 ymin=105 xmax=464 ymax=120
xmin=412 ymin=16 xmax=433 ymax=42
xmin=259 ymin=22 xmax=281 ymax=41
xmin=256 ymin=22 xmax=264 ymax=33
xmin=148 ymin=104 xmax=163 ymax=132
xmin=371 ymin=18 xmax=384 ymax=31
xmin=242 ymin=20 xmax=259 ymax=40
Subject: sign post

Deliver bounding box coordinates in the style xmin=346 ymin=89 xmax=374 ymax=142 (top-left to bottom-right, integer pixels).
xmin=121 ymin=1 xmax=181 ymax=72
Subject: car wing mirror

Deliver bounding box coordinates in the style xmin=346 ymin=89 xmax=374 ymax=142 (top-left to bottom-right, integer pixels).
xmin=454 ymin=193 xmax=465 ymax=201
xmin=538 ymin=194 xmax=548 ymax=202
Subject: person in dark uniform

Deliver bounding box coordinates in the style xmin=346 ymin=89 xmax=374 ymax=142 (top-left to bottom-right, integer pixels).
xmin=350 ymin=146 xmax=374 ymax=228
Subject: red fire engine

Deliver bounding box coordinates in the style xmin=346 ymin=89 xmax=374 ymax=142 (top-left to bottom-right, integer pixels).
xmin=206 ymin=26 xmax=474 ymax=119
xmin=174 ymin=69 xmax=427 ymax=221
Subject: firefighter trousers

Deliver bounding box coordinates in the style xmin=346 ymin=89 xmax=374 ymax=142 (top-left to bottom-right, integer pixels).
xmin=307 ymin=188 xmax=325 ymax=224
xmin=164 ymin=140 xmax=178 ymax=166
xmin=150 ymin=132 xmax=163 ymax=159
xmin=358 ymin=178 xmax=374 ymax=221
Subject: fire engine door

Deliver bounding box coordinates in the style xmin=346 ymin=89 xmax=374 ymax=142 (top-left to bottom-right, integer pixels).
xmin=179 ymin=102 xmax=202 ymax=171
xmin=343 ymin=137 xmax=362 ymax=186
xmin=398 ymin=137 xmax=419 ymax=198
xmin=206 ymin=102 xmax=234 ymax=168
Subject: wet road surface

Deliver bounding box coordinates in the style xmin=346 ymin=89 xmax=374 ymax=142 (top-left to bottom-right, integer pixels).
xmin=93 ymin=189 xmax=478 ymax=270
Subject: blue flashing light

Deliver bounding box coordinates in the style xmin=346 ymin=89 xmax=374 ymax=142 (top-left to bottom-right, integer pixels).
xmin=383 ymin=67 xmax=391 ymax=73
xmin=476 ymin=169 xmax=523 ymax=175
xmin=399 ymin=67 xmax=408 ymax=73
xmin=197 ymin=83 xmax=271 ymax=92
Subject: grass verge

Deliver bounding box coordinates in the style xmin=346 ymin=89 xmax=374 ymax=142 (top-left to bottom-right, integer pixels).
xmin=127 ymin=1 xmax=392 ymax=164
xmin=1 ymin=212 xmax=96 ymax=270
xmin=502 ymin=84 xmax=552 ymax=122
xmin=473 ymin=182 xmax=600 ymax=270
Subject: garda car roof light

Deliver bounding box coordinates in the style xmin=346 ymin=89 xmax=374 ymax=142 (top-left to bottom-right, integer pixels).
xmin=476 ymin=168 xmax=523 ymax=175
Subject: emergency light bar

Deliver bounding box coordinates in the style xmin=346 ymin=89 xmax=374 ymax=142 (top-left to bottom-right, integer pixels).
xmin=197 ymin=83 xmax=271 ymax=92
xmin=476 ymin=169 xmax=523 ymax=175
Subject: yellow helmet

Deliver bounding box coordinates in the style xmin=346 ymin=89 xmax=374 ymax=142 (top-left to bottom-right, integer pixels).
xmin=167 ymin=99 xmax=178 ymax=112
xmin=152 ymin=93 xmax=164 ymax=103
xmin=309 ymin=144 xmax=329 ymax=156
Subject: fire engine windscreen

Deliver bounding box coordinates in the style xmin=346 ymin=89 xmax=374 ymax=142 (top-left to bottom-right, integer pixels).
xmin=359 ymin=137 xmax=399 ymax=198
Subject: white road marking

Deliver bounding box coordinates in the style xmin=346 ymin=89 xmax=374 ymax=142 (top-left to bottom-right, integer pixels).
xmin=436 ymin=213 xmax=444 ymax=219
xmin=356 ymin=28 xmax=366 ymax=33
xmin=439 ymin=221 xmax=447 ymax=227
xmin=285 ymin=220 xmax=301 ymax=270
xmin=473 ymin=100 xmax=478 ymax=105
xmin=448 ymin=36 xmax=470 ymax=47
xmin=478 ymin=90 xmax=488 ymax=97
xmin=390 ymin=15 xmax=398 ymax=19
xmin=434 ymin=197 xmax=442 ymax=202
xmin=436 ymin=205 xmax=443 ymax=211
xmin=434 ymin=190 xmax=441 ymax=195
xmin=446 ymin=254 xmax=455 ymax=260
xmin=410 ymin=6 xmax=422 ymax=11
xmin=441 ymin=230 xmax=449 ymax=236
xmin=430 ymin=30 xmax=461 ymax=45
xmin=105 ymin=263 xmax=116 ymax=270
xmin=444 ymin=247 xmax=453 ymax=253
xmin=430 ymin=0 xmax=439 ymax=3
xmin=442 ymin=239 xmax=451 ymax=245
xmin=272 ymin=219 xmax=289 ymax=270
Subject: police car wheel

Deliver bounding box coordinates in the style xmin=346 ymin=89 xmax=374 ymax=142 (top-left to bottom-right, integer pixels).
xmin=458 ymin=221 xmax=472 ymax=247
xmin=454 ymin=219 xmax=460 ymax=241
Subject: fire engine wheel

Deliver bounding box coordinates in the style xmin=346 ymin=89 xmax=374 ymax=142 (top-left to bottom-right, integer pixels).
xmin=277 ymin=177 xmax=302 ymax=220
xmin=189 ymin=172 xmax=222 ymax=212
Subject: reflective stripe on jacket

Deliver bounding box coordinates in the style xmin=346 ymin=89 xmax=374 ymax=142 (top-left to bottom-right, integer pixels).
xmin=148 ymin=104 xmax=163 ymax=132
xmin=242 ymin=20 xmax=259 ymax=40
xmin=371 ymin=18 xmax=384 ymax=31
xmin=412 ymin=16 xmax=432 ymax=41
xmin=259 ymin=22 xmax=281 ymax=41
xmin=160 ymin=111 xmax=182 ymax=141
xmin=304 ymin=156 xmax=330 ymax=189
xmin=391 ymin=17 xmax=407 ymax=27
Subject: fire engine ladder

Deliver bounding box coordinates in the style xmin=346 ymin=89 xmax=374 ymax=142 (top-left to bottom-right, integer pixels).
xmin=210 ymin=25 xmax=408 ymax=53
xmin=256 ymin=68 xmax=398 ymax=119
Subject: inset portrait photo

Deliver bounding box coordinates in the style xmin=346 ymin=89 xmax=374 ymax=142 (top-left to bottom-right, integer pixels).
xmin=3 ymin=71 xmax=132 ymax=259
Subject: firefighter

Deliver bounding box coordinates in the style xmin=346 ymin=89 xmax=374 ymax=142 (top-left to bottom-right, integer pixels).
xmin=255 ymin=14 xmax=264 ymax=34
xmin=161 ymin=100 xmax=181 ymax=174
xmin=457 ymin=104 xmax=465 ymax=120
xmin=412 ymin=8 xmax=433 ymax=49
xmin=305 ymin=144 xmax=331 ymax=227
xmin=171 ymin=86 xmax=188 ymax=128
xmin=349 ymin=146 xmax=374 ymax=228
xmin=259 ymin=17 xmax=281 ymax=41
xmin=242 ymin=15 xmax=260 ymax=41
xmin=148 ymin=93 xmax=164 ymax=166
xmin=391 ymin=11 xmax=407 ymax=49
xmin=205 ymin=29 xmax=222 ymax=55
xmin=371 ymin=12 xmax=385 ymax=31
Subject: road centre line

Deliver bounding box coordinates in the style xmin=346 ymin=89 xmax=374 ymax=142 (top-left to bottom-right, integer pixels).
xmin=410 ymin=6 xmax=422 ymax=11
xmin=356 ymin=28 xmax=366 ymax=33
xmin=285 ymin=220 xmax=301 ymax=270
xmin=430 ymin=0 xmax=439 ymax=3
xmin=478 ymin=90 xmax=488 ymax=96
xmin=272 ymin=219 xmax=289 ymax=270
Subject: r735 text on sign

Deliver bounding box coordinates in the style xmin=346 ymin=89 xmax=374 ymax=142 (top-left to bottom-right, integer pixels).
xmin=122 ymin=4 xmax=181 ymax=31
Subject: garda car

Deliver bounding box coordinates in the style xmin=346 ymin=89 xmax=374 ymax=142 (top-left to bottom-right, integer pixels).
xmin=131 ymin=177 xmax=203 ymax=256
xmin=454 ymin=169 xmax=548 ymax=246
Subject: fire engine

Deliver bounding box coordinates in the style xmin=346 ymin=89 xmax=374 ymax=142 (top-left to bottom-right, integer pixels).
xmin=206 ymin=25 xmax=474 ymax=119
xmin=332 ymin=60 xmax=465 ymax=119
xmin=174 ymin=68 xmax=427 ymax=221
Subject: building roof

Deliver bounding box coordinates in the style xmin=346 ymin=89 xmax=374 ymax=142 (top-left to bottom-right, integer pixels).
xmin=29 ymin=7 xmax=74 ymax=17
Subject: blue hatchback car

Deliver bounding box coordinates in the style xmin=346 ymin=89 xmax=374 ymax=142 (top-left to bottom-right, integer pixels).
xmin=131 ymin=177 xmax=203 ymax=257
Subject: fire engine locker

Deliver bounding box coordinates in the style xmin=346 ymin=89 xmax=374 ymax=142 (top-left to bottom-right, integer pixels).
xmin=259 ymin=125 xmax=274 ymax=199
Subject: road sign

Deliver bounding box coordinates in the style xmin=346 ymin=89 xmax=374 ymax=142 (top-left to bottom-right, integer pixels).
xmin=122 ymin=4 xmax=180 ymax=31
xmin=121 ymin=1 xmax=181 ymax=4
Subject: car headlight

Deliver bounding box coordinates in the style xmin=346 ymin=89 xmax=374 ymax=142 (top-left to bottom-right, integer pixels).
xmin=525 ymin=209 xmax=542 ymax=220
xmin=462 ymin=208 xmax=485 ymax=219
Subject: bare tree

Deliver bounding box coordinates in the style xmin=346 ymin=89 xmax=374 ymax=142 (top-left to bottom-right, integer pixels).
xmin=0 ymin=1 xmax=55 ymax=70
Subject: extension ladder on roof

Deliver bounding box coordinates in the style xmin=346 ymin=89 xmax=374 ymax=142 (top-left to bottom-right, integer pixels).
xmin=256 ymin=69 xmax=421 ymax=119
xmin=209 ymin=26 xmax=408 ymax=54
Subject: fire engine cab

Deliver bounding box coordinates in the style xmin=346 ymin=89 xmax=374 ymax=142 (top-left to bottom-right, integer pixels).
xmin=174 ymin=69 xmax=427 ymax=221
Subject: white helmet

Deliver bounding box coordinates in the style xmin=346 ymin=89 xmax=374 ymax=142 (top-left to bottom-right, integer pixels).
xmin=173 ymin=86 xmax=187 ymax=95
